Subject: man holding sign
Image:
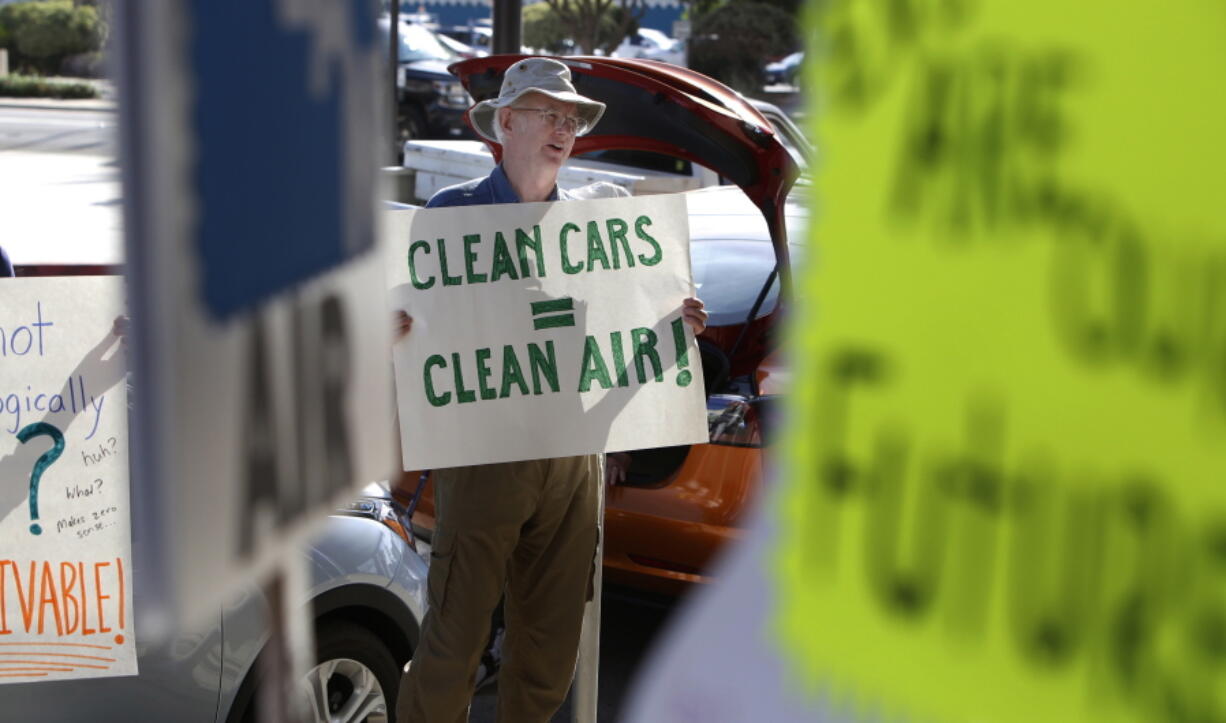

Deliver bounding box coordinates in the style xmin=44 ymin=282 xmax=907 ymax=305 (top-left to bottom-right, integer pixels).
xmin=395 ymin=57 xmax=706 ymax=722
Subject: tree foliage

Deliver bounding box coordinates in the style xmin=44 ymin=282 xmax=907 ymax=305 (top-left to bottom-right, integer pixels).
xmin=688 ymin=0 xmax=796 ymax=94
xmin=0 ymin=0 xmax=107 ymax=75
xmin=738 ymin=0 xmax=801 ymax=19
xmin=522 ymin=2 xmax=571 ymax=54
xmin=524 ymin=1 xmax=640 ymax=54
xmin=687 ymin=0 xmax=802 ymax=22
xmin=540 ymin=0 xmax=644 ymax=55
xmin=0 ymin=73 xmax=98 ymax=98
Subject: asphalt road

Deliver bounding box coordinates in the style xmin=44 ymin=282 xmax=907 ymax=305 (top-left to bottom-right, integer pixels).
xmin=0 ymin=104 xmax=123 ymax=265
xmin=0 ymin=105 xmax=117 ymax=156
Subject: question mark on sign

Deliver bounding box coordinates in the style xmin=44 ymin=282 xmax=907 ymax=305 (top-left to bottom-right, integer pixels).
xmin=93 ymin=478 xmax=104 ymax=493
xmin=16 ymin=422 xmax=65 ymax=536
xmin=107 ymin=436 xmax=117 ymax=454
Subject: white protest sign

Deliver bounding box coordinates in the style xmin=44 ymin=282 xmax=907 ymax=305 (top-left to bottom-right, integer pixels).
xmin=0 ymin=277 xmax=136 ymax=683
xmin=387 ymin=193 xmax=708 ymax=470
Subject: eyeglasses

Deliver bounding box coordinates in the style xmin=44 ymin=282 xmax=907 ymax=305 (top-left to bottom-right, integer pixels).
xmin=509 ymin=106 xmax=590 ymax=136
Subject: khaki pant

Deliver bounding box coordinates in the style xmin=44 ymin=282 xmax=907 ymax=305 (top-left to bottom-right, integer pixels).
xmin=396 ymin=455 xmax=600 ymax=723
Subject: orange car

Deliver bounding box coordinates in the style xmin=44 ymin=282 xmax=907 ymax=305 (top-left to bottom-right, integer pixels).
xmin=398 ymin=55 xmax=803 ymax=596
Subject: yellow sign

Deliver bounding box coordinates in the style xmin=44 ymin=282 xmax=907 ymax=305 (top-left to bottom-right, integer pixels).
xmin=777 ymin=1 xmax=1226 ymax=721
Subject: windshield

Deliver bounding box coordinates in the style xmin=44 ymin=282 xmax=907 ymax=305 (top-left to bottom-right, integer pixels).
xmin=398 ymin=24 xmax=455 ymax=62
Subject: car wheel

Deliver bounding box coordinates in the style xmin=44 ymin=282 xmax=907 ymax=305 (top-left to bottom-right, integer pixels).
xmin=299 ymin=620 xmax=401 ymax=723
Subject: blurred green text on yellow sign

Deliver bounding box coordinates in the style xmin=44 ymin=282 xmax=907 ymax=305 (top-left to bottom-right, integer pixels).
xmin=778 ymin=1 xmax=1226 ymax=720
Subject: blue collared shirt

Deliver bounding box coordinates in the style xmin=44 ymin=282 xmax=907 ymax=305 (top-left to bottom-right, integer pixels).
xmin=426 ymin=164 xmax=572 ymax=208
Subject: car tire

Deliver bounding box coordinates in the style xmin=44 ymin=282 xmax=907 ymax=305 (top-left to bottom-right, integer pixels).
xmin=302 ymin=620 xmax=402 ymax=723
xmin=236 ymin=620 xmax=409 ymax=723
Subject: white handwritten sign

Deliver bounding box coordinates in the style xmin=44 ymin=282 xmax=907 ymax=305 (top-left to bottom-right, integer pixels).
xmin=0 ymin=276 xmax=135 ymax=684
xmin=387 ymin=193 xmax=708 ymax=470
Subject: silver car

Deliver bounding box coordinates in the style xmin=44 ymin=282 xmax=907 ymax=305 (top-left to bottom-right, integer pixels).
xmin=0 ymin=482 xmax=428 ymax=723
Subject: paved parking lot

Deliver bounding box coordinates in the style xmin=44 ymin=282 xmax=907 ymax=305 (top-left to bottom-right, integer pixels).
xmin=469 ymin=585 xmax=684 ymax=722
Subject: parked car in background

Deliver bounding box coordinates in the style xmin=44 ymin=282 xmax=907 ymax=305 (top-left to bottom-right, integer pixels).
xmin=612 ymin=28 xmax=686 ymax=66
xmin=400 ymin=55 xmax=806 ymax=596
xmin=437 ymin=24 xmax=494 ymax=54
xmin=379 ymin=18 xmax=474 ymax=142
xmin=434 ymin=30 xmax=485 ymax=59
xmin=228 ymin=483 xmax=427 ymax=722
xmin=764 ymin=50 xmax=804 ymax=86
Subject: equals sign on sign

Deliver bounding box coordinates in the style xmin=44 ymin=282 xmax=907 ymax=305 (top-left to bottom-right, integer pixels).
xmin=532 ymin=298 xmax=576 ymax=330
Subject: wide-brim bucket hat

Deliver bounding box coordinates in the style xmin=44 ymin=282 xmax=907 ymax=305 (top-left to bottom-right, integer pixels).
xmin=468 ymin=57 xmax=606 ymax=143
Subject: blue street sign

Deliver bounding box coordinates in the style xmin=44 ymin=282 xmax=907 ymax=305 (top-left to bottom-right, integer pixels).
xmin=187 ymin=0 xmax=380 ymax=319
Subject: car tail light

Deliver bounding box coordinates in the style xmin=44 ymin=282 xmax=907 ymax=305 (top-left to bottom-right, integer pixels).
xmin=706 ymin=394 xmax=763 ymax=447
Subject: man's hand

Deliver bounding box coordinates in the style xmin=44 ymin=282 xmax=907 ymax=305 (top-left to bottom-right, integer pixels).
xmin=605 ymin=452 xmax=631 ymax=487
xmin=682 ymin=297 xmax=708 ymax=335
xmin=112 ymin=315 xmax=130 ymax=351
xmin=394 ymin=310 xmax=413 ymax=342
